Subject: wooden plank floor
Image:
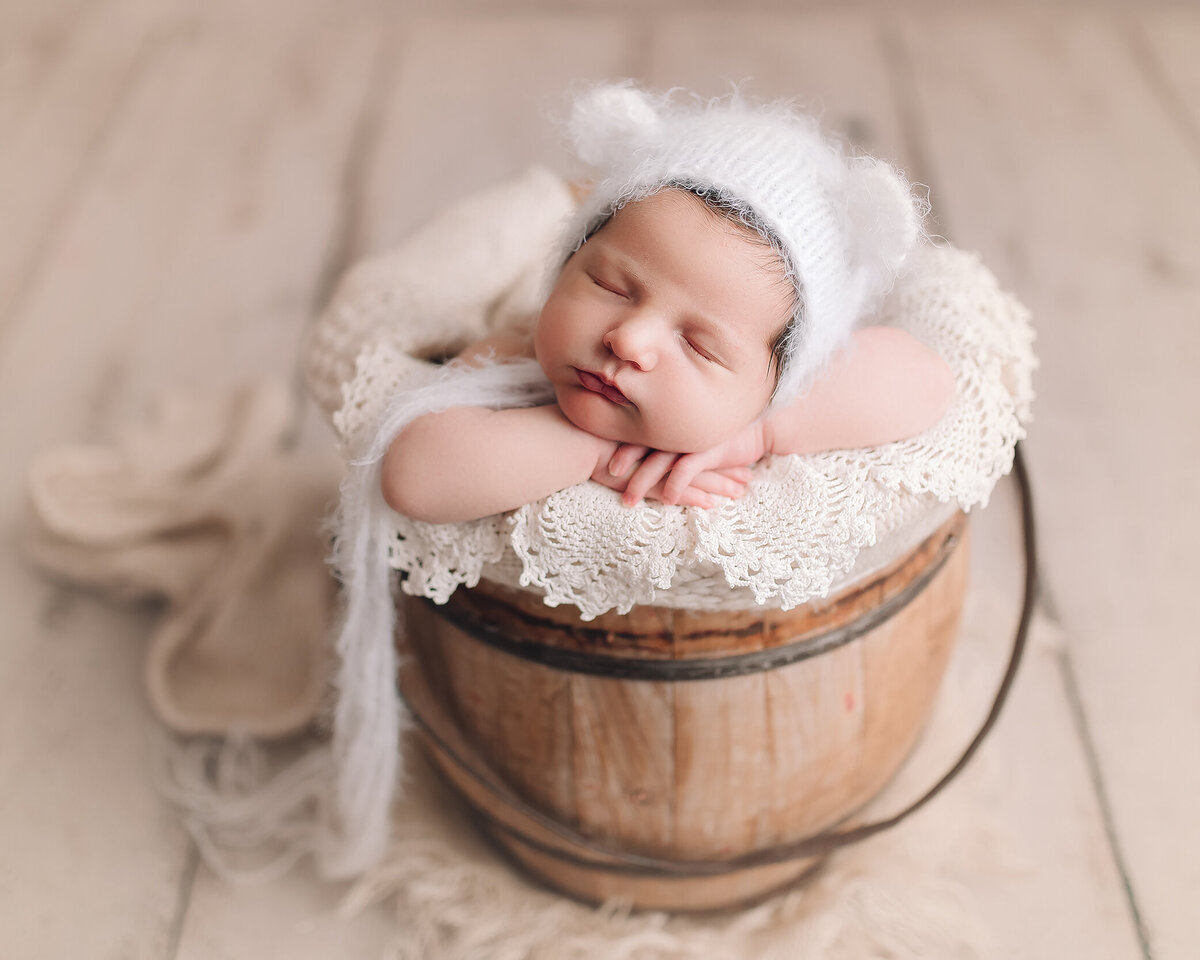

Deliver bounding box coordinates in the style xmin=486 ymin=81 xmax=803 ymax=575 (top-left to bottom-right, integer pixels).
xmin=1 ymin=1 xmax=1195 ymax=957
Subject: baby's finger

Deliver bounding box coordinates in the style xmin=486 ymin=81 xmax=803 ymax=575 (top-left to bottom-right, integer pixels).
xmin=672 ymin=486 xmax=716 ymax=509
xmin=714 ymin=466 xmax=754 ymax=483
xmin=688 ymin=470 xmax=747 ymax=500
xmin=638 ymin=478 xmax=718 ymax=509
xmin=661 ymin=453 xmax=711 ymax=505
xmin=608 ymin=444 xmax=650 ymax=478
xmin=622 ymin=451 xmax=679 ymax=506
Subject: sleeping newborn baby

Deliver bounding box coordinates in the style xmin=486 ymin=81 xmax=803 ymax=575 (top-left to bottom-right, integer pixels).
xmin=381 ymin=85 xmax=955 ymax=523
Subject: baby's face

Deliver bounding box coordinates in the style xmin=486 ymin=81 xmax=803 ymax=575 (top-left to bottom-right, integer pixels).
xmin=534 ymin=190 xmax=792 ymax=453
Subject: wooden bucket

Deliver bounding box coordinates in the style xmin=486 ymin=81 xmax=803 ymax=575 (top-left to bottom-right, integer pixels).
xmin=399 ymin=511 xmax=969 ymax=911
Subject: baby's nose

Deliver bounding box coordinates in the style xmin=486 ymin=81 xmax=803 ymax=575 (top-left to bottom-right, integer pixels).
xmin=603 ymin=317 xmax=660 ymax=370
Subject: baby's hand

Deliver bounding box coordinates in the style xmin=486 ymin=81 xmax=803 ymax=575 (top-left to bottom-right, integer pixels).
xmin=593 ymin=422 xmax=768 ymax=508
xmin=592 ymin=449 xmax=751 ymax=508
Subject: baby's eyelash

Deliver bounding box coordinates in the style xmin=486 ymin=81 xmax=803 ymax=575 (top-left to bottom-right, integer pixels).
xmin=682 ymin=335 xmax=717 ymax=363
xmin=588 ymin=274 xmax=628 ymax=298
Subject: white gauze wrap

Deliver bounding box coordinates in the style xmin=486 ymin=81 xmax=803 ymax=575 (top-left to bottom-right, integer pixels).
xmin=325 ymin=358 xmax=555 ymax=877
xmin=163 ymin=358 xmax=557 ymax=883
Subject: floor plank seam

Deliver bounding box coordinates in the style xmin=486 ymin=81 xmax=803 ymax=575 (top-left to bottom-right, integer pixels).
xmin=1055 ymin=646 xmax=1156 ymax=960
xmin=629 ymin=13 xmax=657 ymax=81
xmin=0 ymin=19 xmax=179 ymax=347
xmin=388 ymin=1 xmax=1189 ymax=17
xmin=1033 ymin=546 xmax=1064 ymax=624
xmin=304 ymin=21 xmax=398 ymax=322
xmin=163 ymin=839 xmax=201 ymax=960
xmin=287 ymin=15 xmax=403 ymax=445
xmin=875 ymin=19 xmax=946 ymax=243
xmin=1120 ymin=13 xmax=1200 ymax=171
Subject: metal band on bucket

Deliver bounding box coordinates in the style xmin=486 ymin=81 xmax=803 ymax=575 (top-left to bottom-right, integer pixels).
xmin=416 ymin=525 xmax=962 ymax=682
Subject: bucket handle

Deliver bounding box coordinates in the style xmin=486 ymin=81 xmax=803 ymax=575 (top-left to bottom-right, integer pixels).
xmin=399 ymin=442 xmax=1038 ymax=878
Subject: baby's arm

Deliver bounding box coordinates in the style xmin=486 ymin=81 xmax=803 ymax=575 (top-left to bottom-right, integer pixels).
xmin=382 ymin=327 xmax=618 ymax=524
xmin=383 ymin=403 xmax=616 ymax=524
xmin=762 ymin=326 xmax=955 ymax=456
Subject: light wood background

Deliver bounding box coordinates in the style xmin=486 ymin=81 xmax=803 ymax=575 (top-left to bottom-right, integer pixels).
xmin=1 ymin=0 xmax=1196 ymax=957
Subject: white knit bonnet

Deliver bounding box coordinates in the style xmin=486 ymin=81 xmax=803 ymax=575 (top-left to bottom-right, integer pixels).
xmin=559 ymin=83 xmax=928 ymax=405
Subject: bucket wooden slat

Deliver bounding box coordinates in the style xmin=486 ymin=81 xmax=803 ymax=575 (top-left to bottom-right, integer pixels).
xmin=759 ymin=641 xmax=867 ymax=846
xmin=859 ymin=532 xmax=968 ymax=793
xmin=408 ymin=611 xmax=580 ymax=827
xmin=570 ymin=676 xmax=676 ymax=851
xmin=672 ymin=672 xmax=767 ymax=857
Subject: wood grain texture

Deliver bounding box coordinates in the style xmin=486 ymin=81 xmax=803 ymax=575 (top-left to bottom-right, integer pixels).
xmin=758 ymin=642 xmax=867 ymax=844
xmin=898 ymin=10 xmax=1200 ymax=957
xmin=859 ymin=525 xmax=967 ymax=799
xmin=0 ymin=3 xmax=392 ymax=955
xmin=0 ymin=4 xmax=201 ymax=952
xmin=570 ymin=675 xmax=677 ymax=852
xmin=0 ymin=0 xmax=177 ymax=328
xmin=353 ymin=14 xmax=641 ymax=258
xmin=1 ymin=2 xmax=1188 ymax=953
xmin=647 ymin=13 xmax=912 ymax=168
xmin=403 ymin=515 xmax=968 ymax=909
xmin=672 ymin=672 xmax=769 ymax=856
xmin=149 ymin=12 xmax=398 ymax=954
xmin=1137 ymin=9 xmax=1200 ymax=161
xmin=398 ymin=647 xmax=818 ymax=913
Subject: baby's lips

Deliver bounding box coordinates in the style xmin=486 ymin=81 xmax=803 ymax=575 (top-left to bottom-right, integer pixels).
xmin=576 ymin=368 xmax=632 ymax=405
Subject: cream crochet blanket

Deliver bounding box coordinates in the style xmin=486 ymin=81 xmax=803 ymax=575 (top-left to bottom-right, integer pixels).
xmin=305 ymin=166 xmax=1036 ymax=620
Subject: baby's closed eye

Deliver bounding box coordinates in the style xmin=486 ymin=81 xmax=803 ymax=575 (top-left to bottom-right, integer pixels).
xmin=588 ymin=273 xmax=630 ymax=299
xmin=680 ymin=333 xmax=718 ymax=363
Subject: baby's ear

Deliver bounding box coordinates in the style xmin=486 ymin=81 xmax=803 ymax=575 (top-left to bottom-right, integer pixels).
xmin=568 ymin=82 xmax=663 ymax=168
xmin=842 ymin=158 xmax=925 ymax=284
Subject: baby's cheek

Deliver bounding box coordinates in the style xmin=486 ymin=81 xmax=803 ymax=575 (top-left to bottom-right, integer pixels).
xmin=642 ymin=405 xmax=736 ymax=453
xmin=664 ymin=393 xmax=765 ymax=452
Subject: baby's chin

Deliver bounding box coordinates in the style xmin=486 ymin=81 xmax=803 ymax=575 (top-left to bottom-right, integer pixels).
xmin=556 ymin=386 xmax=638 ymax=444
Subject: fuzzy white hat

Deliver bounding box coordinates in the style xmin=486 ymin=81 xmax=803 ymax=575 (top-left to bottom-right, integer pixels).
xmin=559 ymin=83 xmax=927 ymax=405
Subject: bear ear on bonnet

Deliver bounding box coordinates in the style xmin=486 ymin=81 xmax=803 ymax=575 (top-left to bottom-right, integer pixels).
xmin=842 ymin=156 xmax=926 ymax=299
xmin=567 ymin=82 xmax=665 ymax=167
